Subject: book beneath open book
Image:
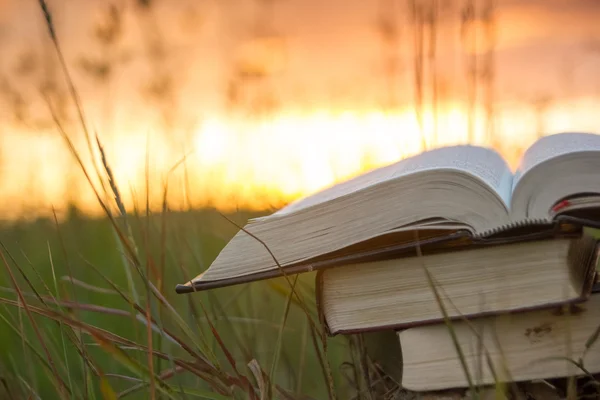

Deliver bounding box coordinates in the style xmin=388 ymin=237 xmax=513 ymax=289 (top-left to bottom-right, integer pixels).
xmin=400 ymin=292 xmax=600 ymax=392
xmin=317 ymin=234 xmax=598 ymax=335
xmin=177 ymin=132 xmax=600 ymax=293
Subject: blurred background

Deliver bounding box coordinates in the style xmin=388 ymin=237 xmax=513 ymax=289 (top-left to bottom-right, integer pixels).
xmin=1 ymin=1 xmax=600 ymax=398
xmin=1 ymin=0 xmax=600 ymax=220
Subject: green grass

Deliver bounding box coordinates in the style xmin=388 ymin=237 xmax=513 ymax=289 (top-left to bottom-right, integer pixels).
xmin=0 ymin=207 xmax=354 ymax=399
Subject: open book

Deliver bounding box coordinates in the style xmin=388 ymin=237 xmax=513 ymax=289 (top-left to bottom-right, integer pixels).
xmin=177 ymin=132 xmax=600 ymax=293
xmin=400 ymin=291 xmax=600 ymax=392
xmin=317 ymin=235 xmax=598 ymax=335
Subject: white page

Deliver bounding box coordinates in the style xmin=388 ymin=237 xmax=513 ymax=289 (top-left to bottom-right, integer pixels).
xmin=512 ymin=132 xmax=600 ymax=192
xmin=272 ymin=145 xmax=513 ymax=217
xmin=387 ymin=145 xmax=513 ymax=208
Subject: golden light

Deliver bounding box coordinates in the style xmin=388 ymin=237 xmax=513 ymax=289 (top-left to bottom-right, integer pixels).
xmin=1 ymin=96 xmax=600 ymax=220
xmin=0 ymin=0 xmax=597 ymax=221
xmin=194 ymin=119 xmax=230 ymax=166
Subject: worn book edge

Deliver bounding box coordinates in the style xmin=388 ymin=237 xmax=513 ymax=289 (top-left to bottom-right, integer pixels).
xmin=316 ymin=231 xmax=599 ymax=336
xmin=175 ymin=216 xmax=590 ymax=293
xmin=399 ymin=288 xmax=600 ymax=392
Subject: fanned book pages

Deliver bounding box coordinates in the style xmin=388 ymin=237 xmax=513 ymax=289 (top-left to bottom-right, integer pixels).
xmin=317 ymin=235 xmax=598 ymax=335
xmin=399 ymin=292 xmax=600 ymax=392
xmin=177 ymin=132 xmax=600 ymax=293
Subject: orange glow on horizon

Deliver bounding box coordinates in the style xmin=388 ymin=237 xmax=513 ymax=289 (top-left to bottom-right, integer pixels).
xmin=1 ymin=0 xmax=599 ymax=220
xmin=1 ymin=96 xmax=599 ymax=221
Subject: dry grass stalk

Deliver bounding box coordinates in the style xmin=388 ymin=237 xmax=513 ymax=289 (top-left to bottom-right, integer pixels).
xmin=460 ymin=0 xmax=476 ymax=143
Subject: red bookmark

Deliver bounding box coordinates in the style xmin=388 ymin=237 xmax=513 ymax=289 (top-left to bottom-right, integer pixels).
xmin=552 ymin=200 xmax=570 ymax=213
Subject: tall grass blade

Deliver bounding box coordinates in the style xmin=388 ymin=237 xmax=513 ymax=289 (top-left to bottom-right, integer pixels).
xmin=269 ymin=275 xmax=298 ymax=394
xmin=218 ymin=214 xmax=336 ymax=399
xmin=100 ymin=375 xmax=118 ymax=400
xmin=295 ymin=318 xmax=309 ymax=394
xmin=52 ymin=207 xmax=91 ymax=400
xmin=248 ymin=359 xmax=271 ymax=400
xmin=59 ymin=277 xmax=119 ymax=295
xmin=89 ymin=332 xmax=177 ymax=400
xmin=47 ymin=242 xmax=74 ymax=395
xmin=36 ymin=0 xmax=110 ymax=199
xmin=80 ymin=256 xmax=215 ymax=363
xmin=413 ymin=232 xmax=477 ymax=398
xmin=583 ymin=323 xmax=600 ymax=361
xmin=0 ymin=309 xmax=54 ymax=379
xmin=0 ymin=249 xmax=70 ymax=398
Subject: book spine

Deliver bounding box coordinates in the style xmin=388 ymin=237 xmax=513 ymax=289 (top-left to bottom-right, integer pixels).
xmin=473 ymin=218 xmax=553 ymax=239
xmin=476 ymin=214 xmax=600 ymax=242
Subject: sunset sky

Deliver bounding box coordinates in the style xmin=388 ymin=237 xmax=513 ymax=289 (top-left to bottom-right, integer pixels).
xmin=1 ymin=0 xmax=600 ymax=219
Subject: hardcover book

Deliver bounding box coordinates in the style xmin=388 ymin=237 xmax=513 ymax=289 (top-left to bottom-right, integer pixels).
xmin=316 ymin=234 xmax=598 ymax=335
xmin=177 ymin=132 xmax=600 ymax=294
xmin=399 ymin=292 xmax=600 ymax=392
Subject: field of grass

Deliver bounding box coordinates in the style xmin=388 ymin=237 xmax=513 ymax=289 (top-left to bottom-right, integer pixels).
xmin=0 ymin=207 xmax=362 ymax=399
xmin=2 ymin=197 xmax=600 ymax=399
xmin=3 ymin=1 xmax=600 ymax=399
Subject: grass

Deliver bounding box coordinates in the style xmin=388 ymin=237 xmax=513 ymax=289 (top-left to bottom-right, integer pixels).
xmin=0 ymin=208 xmax=354 ymax=399
xmin=1 ymin=0 xmax=599 ymax=399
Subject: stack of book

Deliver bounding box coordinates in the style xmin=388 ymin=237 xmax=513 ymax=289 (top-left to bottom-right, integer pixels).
xmin=177 ymin=132 xmax=600 ymax=394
